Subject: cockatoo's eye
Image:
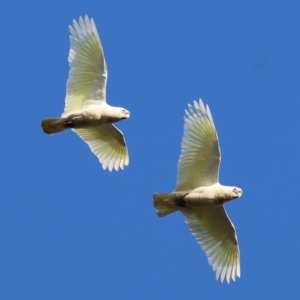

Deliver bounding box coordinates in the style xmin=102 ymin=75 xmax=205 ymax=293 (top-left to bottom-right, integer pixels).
xmin=233 ymin=188 xmax=237 ymax=192
xmin=122 ymin=109 xmax=130 ymax=117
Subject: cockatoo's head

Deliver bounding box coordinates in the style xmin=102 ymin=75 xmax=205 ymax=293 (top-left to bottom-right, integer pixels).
xmin=109 ymin=107 xmax=130 ymax=123
xmin=232 ymin=187 xmax=243 ymax=199
xmin=120 ymin=108 xmax=130 ymax=119
xmin=217 ymin=186 xmax=243 ymax=203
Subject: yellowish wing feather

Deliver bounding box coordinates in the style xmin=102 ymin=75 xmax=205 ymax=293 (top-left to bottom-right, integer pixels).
xmin=175 ymin=99 xmax=221 ymax=191
xmin=183 ymin=206 xmax=240 ymax=283
xmin=74 ymin=124 xmax=129 ymax=171
xmin=63 ymin=15 xmax=107 ymax=116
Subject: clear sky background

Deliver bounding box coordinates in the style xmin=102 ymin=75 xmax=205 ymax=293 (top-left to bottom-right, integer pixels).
xmin=1 ymin=1 xmax=299 ymax=299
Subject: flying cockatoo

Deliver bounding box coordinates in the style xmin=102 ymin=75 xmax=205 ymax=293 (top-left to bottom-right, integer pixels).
xmin=153 ymin=99 xmax=243 ymax=283
xmin=41 ymin=15 xmax=130 ymax=171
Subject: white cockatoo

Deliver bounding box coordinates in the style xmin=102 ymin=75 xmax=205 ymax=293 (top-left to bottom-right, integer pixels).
xmin=153 ymin=99 xmax=242 ymax=283
xmin=41 ymin=16 xmax=130 ymax=171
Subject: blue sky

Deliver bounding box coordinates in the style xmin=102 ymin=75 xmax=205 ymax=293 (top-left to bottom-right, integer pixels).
xmin=1 ymin=0 xmax=300 ymax=299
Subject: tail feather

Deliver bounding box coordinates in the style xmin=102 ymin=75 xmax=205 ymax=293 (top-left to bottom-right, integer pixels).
xmin=153 ymin=193 xmax=177 ymax=217
xmin=41 ymin=118 xmax=67 ymax=135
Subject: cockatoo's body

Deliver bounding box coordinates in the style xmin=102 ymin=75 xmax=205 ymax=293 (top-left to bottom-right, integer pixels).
xmin=41 ymin=16 xmax=129 ymax=171
xmin=42 ymin=104 xmax=128 ymax=133
xmin=154 ymin=183 xmax=241 ymax=215
xmin=153 ymin=99 xmax=243 ymax=283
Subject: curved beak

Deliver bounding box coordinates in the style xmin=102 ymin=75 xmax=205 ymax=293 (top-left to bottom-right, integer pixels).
xmin=124 ymin=110 xmax=130 ymax=118
xmin=236 ymin=188 xmax=243 ymax=198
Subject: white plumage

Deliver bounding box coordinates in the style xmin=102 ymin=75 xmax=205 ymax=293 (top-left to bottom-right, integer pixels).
xmin=153 ymin=99 xmax=242 ymax=283
xmin=41 ymin=16 xmax=129 ymax=171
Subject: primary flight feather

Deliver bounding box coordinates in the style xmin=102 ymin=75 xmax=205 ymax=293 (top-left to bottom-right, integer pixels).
xmin=41 ymin=15 xmax=129 ymax=171
xmin=153 ymin=99 xmax=242 ymax=283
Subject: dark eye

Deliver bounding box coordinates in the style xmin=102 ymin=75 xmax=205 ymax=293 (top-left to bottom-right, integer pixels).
xmin=233 ymin=188 xmax=237 ymax=192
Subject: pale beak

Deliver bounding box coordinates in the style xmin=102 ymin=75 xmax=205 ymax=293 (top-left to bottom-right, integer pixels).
xmin=236 ymin=189 xmax=243 ymax=198
xmin=125 ymin=110 xmax=130 ymax=118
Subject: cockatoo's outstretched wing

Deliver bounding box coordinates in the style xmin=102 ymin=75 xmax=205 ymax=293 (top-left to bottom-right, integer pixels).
xmin=183 ymin=206 xmax=240 ymax=283
xmin=74 ymin=124 xmax=129 ymax=171
xmin=175 ymin=99 xmax=221 ymax=191
xmin=63 ymin=15 xmax=107 ymax=116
